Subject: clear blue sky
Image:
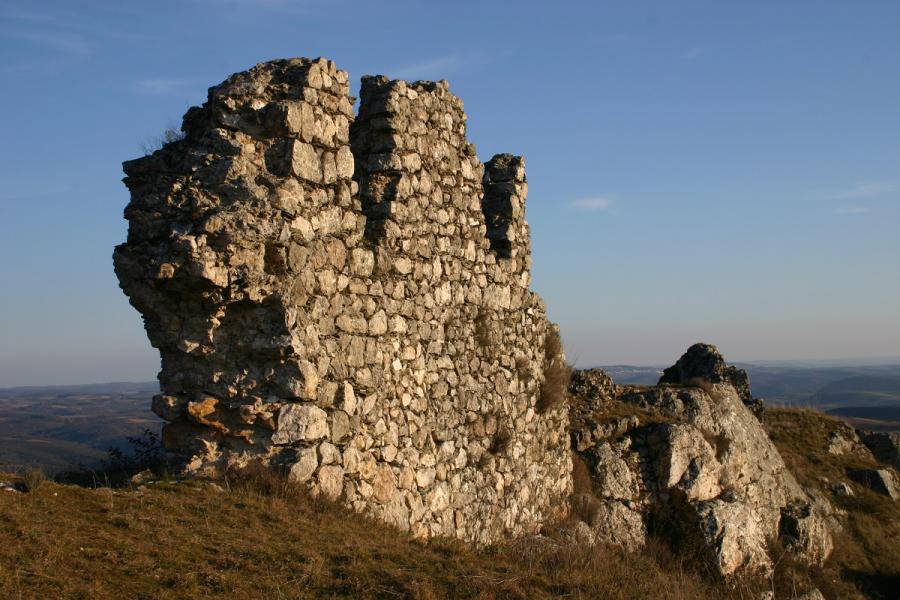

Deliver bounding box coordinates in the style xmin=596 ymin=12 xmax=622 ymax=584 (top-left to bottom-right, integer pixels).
xmin=1 ymin=0 xmax=898 ymax=386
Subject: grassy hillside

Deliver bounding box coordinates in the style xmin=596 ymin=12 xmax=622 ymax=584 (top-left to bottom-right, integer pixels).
xmin=0 ymin=407 xmax=897 ymax=599
xmin=0 ymin=472 xmax=741 ymax=600
xmin=764 ymin=408 xmax=900 ymax=599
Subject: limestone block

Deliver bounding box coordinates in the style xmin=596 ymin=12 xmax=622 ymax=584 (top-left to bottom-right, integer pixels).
xmin=288 ymin=447 xmax=318 ymax=483
xmin=318 ymin=464 xmax=344 ymax=500
xmin=272 ymin=404 xmax=329 ymax=444
xmin=290 ymin=140 xmax=321 ymax=182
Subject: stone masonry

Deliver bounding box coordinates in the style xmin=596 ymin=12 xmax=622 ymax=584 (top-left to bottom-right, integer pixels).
xmin=114 ymin=58 xmax=572 ymax=544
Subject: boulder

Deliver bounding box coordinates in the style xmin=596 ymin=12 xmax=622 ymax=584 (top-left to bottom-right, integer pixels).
xmin=272 ymin=404 xmax=329 ymax=445
xmin=849 ymin=468 xmax=899 ymax=500
xmin=695 ymin=499 xmax=772 ymax=576
xmin=858 ymin=431 xmax=900 ymax=470
xmin=779 ymin=501 xmax=834 ymax=566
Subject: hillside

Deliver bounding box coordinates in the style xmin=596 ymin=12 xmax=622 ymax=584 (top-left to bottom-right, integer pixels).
xmin=0 ymin=407 xmax=897 ymax=599
xmin=0 ymin=470 xmax=736 ymax=600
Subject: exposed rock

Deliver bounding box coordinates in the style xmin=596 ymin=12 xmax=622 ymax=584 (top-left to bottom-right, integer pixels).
xmin=114 ymin=57 xmax=571 ymax=545
xmin=827 ymin=429 xmax=857 ymax=456
xmin=658 ymin=342 xmax=764 ymax=418
xmin=655 ymin=423 xmax=723 ymax=502
xmin=569 ymin=344 xmax=835 ymax=577
xmin=0 ymin=481 xmax=23 ymax=494
xmin=779 ymin=501 xmax=834 ymax=567
xmin=569 ymin=369 xmax=617 ymax=407
xmin=587 ymin=500 xmax=646 ymax=552
xmin=858 ymin=430 xmax=900 ymax=470
xmin=696 ymin=499 xmax=772 ymax=576
xmin=797 ymin=589 xmax=826 ymax=600
xmin=849 ymin=468 xmax=899 ymax=500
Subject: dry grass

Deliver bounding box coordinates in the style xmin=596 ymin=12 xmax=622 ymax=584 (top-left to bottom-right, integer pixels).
xmin=0 ymin=471 xmax=760 ymax=600
xmin=20 ymin=466 xmax=47 ymax=493
xmin=537 ymin=328 xmax=571 ymax=414
xmin=0 ymin=407 xmax=896 ymax=599
xmin=487 ymin=426 xmax=512 ymax=456
xmin=765 ymin=408 xmax=900 ymax=600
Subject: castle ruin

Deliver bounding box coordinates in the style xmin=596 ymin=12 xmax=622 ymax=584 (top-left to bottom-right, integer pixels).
xmin=114 ymin=57 xmax=572 ymax=544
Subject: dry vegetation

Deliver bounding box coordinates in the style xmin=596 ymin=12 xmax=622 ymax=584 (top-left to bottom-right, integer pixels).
xmin=537 ymin=328 xmax=571 ymax=414
xmin=764 ymin=408 xmax=900 ymax=600
xmin=0 ymin=466 xmax=758 ymax=600
xmin=0 ymin=407 xmax=896 ymax=599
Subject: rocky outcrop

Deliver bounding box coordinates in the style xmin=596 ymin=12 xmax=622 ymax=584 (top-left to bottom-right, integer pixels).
xmin=569 ymin=345 xmax=835 ymax=577
xmin=659 ymin=342 xmax=764 ymax=418
xmin=849 ymin=468 xmax=899 ymax=500
xmin=858 ymin=431 xmax=900 ymax=470
xmin=114 ymin=57 xmax=571 ymax=545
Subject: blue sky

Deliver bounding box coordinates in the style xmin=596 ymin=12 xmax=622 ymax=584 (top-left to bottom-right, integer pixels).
xmin=0 ymin=0 xmax=898 ymax=386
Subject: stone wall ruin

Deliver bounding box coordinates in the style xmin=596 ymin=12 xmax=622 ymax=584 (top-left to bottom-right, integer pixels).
xmin=114 ymin=57 xmax=572 ymax=544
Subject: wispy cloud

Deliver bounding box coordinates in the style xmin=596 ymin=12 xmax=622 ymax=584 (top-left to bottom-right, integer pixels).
xmin=386 ymin=56 xmax=464 ymax=81
xmin=4 ymin=29 xmax=94 ymax=58
xmin=831 ymin=182 xmax=900 ymax=200
xmin=385 ymin=55 xmax=478 ymax=79
xmin=832 ymin=206 xmax=872 ymax=215
xmin=135 ymin=78 xmax=198 ymax=97
xmin=0 ymin=8 xmax=96 ymax=72
xmin=571 ymin=196 xmax=615 ymax=212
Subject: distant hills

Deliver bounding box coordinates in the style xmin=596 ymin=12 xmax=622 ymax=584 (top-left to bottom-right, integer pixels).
xmin=0 ymin=382 xmax=160 ymax=474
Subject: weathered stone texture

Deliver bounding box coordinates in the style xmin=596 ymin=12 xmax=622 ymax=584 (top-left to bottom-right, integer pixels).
xmin=858 ymin=430 xmax=900 ymax=470
xmin=568 ymin=345 xmax=836 ymax=577
xmin=114 ymin=58 xmax=571 ymax=545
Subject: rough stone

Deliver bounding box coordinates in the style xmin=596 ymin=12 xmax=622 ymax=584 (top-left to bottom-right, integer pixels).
xmin=569 ymin=344 xmax=836 ymax=577
xmin=114 ymin=57 xmax=571 ymax=546
xmin=849 ymin=468 xmax=899 ymax=500
xmin=696 ymin=499 xmax=772 ymax=576
xmin=858 ymin=431 xmax=900 ymax=470
xmin=272 ymin=404 xmax=329 ymax=444
xmin=318 ymin=464 xmax=344 ymax=500
xmin=779 ymin=501 xmax=834 ymax=566
xmin=658 ymin=342 xmax=763 ymax=418
xmin=287 ymin=447 xmax=318 ymax=483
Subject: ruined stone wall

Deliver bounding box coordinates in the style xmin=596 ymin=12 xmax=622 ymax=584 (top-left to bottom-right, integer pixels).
xmin=114 ymin=58 xmax=572 ymax=544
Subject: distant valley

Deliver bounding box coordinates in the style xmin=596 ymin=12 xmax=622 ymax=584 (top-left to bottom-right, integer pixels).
xmin=0 ymin=382 xmax=160 ymax=474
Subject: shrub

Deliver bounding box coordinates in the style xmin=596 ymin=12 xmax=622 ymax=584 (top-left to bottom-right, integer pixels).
xmin=140 ymin=127 xmax=185 ymax=155
xmin=21 ymin=466 xmax=46 ymax=493
xmin=515 ymin=355 xmax=532 ymax=383
xmin=488 ymin=426 xmax=512 ymax=455
xmin=537 ymin=327 xmax=571 ymax=413
xmin=56 ymin=428 xmax=166 ymax=488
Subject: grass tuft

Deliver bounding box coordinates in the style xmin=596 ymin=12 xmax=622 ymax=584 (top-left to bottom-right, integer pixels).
xmin=537 ymin=327 xmax=571 ymax=414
